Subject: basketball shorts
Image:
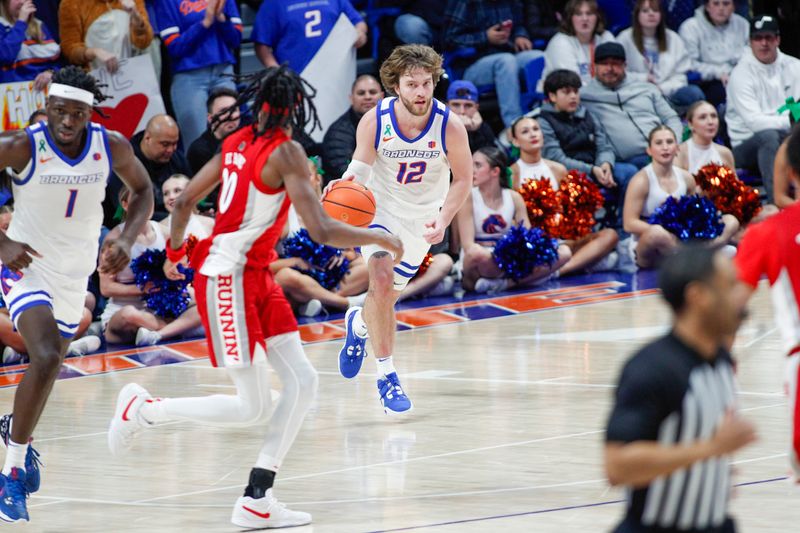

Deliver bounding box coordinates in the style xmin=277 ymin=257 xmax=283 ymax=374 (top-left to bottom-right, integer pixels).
xmin=194 ymin=267 xmax=298 ymax=369
xmin=0 ymin=260 xmax=86 ymax=338
xmin=361 ymin=209 xmax=433 ymax=291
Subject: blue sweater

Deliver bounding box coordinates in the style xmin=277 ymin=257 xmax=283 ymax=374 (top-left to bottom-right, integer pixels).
xmin=0 ymin=19 xmax=60 ymax=84
xmin=156 ymin=0 xmax=242 ymax=73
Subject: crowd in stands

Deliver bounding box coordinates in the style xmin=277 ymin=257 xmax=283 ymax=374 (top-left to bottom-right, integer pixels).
xmin=1 ymin=0 xmax=799 ymax=360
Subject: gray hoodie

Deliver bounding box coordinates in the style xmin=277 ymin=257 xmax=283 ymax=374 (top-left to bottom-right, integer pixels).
xmin=580 ymin=76 xmax=682 ymax=161
xmin=678 ymin=6 xmax=749 ymax=81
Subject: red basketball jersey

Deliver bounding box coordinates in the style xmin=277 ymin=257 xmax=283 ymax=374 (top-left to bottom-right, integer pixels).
xmin=192 ymin=127 xmax=292 ymax=276
xmin=736 ymin=203 xmax=800 ymax=355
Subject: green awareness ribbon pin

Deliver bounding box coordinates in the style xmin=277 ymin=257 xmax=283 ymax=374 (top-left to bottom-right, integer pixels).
xmin=38 ymin=139 xmax=46 ymax=152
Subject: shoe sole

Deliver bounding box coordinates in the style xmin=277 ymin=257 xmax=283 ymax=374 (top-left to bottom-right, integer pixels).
xmin=231 ymin=515 xmax=312 ymax=529
xmin=0 ymin=507 xmax=27 ymax=523
xmin=383 ymin=402 xmax=414 ymax=417
xmin=338 ymin=307 xmax=366 ymax=379
xmin=108 ymin=383 xmax=148 ymax=456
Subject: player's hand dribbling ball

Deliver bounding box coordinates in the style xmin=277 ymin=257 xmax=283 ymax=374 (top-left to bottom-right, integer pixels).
xmin=322 ymin=181 xmax=376 ymax=227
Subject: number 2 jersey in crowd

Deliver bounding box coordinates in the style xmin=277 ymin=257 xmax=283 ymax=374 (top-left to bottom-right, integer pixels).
xmin=7 ymin=121 xmax=111 ymax=279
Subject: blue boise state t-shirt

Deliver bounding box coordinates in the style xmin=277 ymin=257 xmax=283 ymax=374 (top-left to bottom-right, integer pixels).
xmin=251 ymin=0 xmax=363 ymax=73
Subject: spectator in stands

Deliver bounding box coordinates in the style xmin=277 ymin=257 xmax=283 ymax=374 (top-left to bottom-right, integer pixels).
xmin=443 ymin=0 xmax=543 ymax=129
xmin=675 ymin=100 xmax=735 ymax=174
xmin=187 ymin=87 xmax=240 ymax=175
xmin=446 ymin=80 xmax=497 ymax=152
xmin=100 ymin=187 xmax=202 ymax=346
xmin=537 ymin=70 xmax=616 ymax=189
xmin=523 ymin=0 xmax=564 ymax=45
xmin=617 ymin=0 xmax=704 ymax=114
xmin=130 ymin=114 xmax=190 ymax=219
xmin=754 ymin=0 xmax=800 ymax=59
xmin=0 ymin=0 xmax=59 ymax=87
xmin=59 ymin=0 xmax=153 ymax=73
xmin=321 ymin=74 xmax=383 ymax=183
xmin=252 ymin=0 xmax=367 ymax=72
xmin=678 ymin=0 xmax=749 ymax=106
xmin=27 ymin=109 xmax=46 ymax=125
xmin=725 ymin=14 xmax=800 ymax=204
xmin=156 ymin=0 xmax=241 ymax=147
xmin=387 ymin=0 xmax=442 ymax=47
xmin=159 ymin=174 xmax=213 ymax=240
xmin=581 ymin=42 xmax=682 ymax=173
xmin=543 ymin=0 xmax=615 ymax=86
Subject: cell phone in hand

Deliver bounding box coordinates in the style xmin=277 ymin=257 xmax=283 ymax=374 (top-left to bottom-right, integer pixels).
xmin=500 ymin=20 xmax=513 ymax=30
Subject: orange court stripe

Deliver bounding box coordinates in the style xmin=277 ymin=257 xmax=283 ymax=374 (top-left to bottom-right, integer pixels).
xmin=396 ymin=309 xmax=465 ymax=327
xmin=163 ymin=340 xmax=213 ymax=359
xmin=66 ymin=353 xmax=143 ymax=374
xmin=299 ymin=322 xmax=347 ymax=343
xmin=0 ymin=374 xmax=23 ymax=387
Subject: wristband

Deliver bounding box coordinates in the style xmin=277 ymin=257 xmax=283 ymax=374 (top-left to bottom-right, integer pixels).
xmin=165 ymin=238 xmax=186 ymax=263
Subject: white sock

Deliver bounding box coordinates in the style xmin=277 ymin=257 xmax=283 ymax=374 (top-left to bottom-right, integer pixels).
xmin=347 ymin=292 xmax=367 ymax=308
xmin=376 ymin=356 xmax=396 ymax=377
xmin=139 ymin=398 xmax=167 ymax=424
xmin=352 ymin=308 xmax=368 ymax=338
xmin=2 ymin=440 xmax=27 ymax=475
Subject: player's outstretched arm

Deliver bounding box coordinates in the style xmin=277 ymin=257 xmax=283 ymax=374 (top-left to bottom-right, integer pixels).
xmin=424 ymin=114 xmax=472 ymax=244
xmin=322 ymin=108 xmax=378 ymax=194
xmin=270 ymin=140 xmax=403 ymax=262
xmin=101 ymin=132 xmax=155 ymax=274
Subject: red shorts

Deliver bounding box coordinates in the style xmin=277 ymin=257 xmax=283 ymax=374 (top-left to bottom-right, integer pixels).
xmin=194 ymin=267 xmax=298 ymax=368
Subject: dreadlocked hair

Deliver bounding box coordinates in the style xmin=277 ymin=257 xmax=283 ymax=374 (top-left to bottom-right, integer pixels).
xmin=211 ymin=65 xmax=320 ymax=140
xmin=51 ymin=66 xmax=111 ymax=115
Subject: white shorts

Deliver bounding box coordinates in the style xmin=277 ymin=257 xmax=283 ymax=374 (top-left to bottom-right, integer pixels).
xmin=0 ymin=260 xmax=86 ymax=338
xmin=361 ymin=210 xmax=432 ymax=290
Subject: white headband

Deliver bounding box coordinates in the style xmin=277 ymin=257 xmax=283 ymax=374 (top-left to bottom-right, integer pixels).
xmin=48 ymin=83 xmax=95 ymax=106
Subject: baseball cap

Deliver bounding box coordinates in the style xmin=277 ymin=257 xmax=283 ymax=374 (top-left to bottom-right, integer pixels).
xmin=594 ymin=42 xmax=626 ymax=63
xmin=446 ymin=80 xmax=479 ymax=102
xmin=750 ymin=14 xmax=779 ymax=36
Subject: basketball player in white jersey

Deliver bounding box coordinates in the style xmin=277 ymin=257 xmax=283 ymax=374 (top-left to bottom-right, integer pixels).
xmin=327 ymin=45 xmax=472 ymax=415
xmin=0 ymin=66 xmax=153 ymax=522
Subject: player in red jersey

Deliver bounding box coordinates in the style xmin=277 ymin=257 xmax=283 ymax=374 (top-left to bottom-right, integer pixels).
xmin=736 ymin=125 xmax=800 ymax=480
xmin=107 ymin=66 xmax=403 ymax=529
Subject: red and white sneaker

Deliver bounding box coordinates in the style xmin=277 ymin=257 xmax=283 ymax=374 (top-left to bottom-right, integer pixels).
xmin=108 ymin=383 xmax=151 ymax=456
xmin=231 ymin=489 xmax=311 ymax=529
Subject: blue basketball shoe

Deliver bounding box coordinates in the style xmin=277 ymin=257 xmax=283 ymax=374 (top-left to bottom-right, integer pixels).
xmin=377 ymin=372 xmax=413 ymax=415
xmin=0 ymin=415 xmax=40 ymax=494
xmin=338 ymin=307 xmax=368 ymax=379
xmin=0 ymin=468 xmax=28 ymax=522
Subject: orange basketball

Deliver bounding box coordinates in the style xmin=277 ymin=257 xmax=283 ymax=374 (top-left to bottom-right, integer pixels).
xmin=322 ymin=181 xmax=376 ymax=227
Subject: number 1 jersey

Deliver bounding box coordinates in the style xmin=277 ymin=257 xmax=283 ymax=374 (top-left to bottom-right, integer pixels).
xmin=7 ymin=121 xmax=111 ymax=279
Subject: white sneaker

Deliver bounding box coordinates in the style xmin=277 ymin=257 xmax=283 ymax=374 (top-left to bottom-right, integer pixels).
xmin=428 ymin=276 xmax=455 ymax=297
xmin=135 ymin=327 xmax=162 ymax=347
xmin=721 ymin=244 xmax=737 ymax=258
xmin=586 ymin=251 xmax=619 ymax=273
xmin=67 ymin=335 xmax=101 ymax=356
xmin=2 ymin=346 xmax=24 ymax=365
xmin=474 ymin=277 xmax=510 ymax=294
xmin=298 ymin=299 xmax=322 ymax=317
xmin=231 ymin=489 xmax=311 ymax=529
xmin=108 ymin=383 xmax=151 ymax=456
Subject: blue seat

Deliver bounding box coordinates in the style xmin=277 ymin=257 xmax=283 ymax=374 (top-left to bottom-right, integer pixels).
xmin=442 ymin=47 xmax=496 ymax=96
xmin=598 ymin=0 xmax=632 ymax=35
xmin=361 ymin=1 xmax=401 ymax=60
xmin=520 ymin=56 xmax=546 ymax=110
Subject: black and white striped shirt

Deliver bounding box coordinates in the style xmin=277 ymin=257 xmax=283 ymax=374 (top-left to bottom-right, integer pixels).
xmin=606 ymin=333 xmax=737 ymax=532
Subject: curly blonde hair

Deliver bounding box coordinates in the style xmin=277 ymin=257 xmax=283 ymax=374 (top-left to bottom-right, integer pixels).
xmin=379 ymin=44 xmax=444 ymax=95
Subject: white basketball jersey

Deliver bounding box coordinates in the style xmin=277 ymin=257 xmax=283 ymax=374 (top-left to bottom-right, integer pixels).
xmin=8 ymin=122 xmax=111 ymax=278
xmin=368 ymin=97 xmax=451 ymax=219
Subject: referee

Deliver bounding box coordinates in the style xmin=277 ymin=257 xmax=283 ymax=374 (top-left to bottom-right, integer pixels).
xmin=605 ymin=245 xmax=756 ymax=533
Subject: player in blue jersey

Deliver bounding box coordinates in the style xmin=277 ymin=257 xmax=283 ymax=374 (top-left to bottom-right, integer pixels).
xmin=326 ymin=45 xmax=473 ymax=415
xmin=252 ymin=0 xmax=367 ymax=72
xmin=0 ymin=66 xmax=153 ymax=523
